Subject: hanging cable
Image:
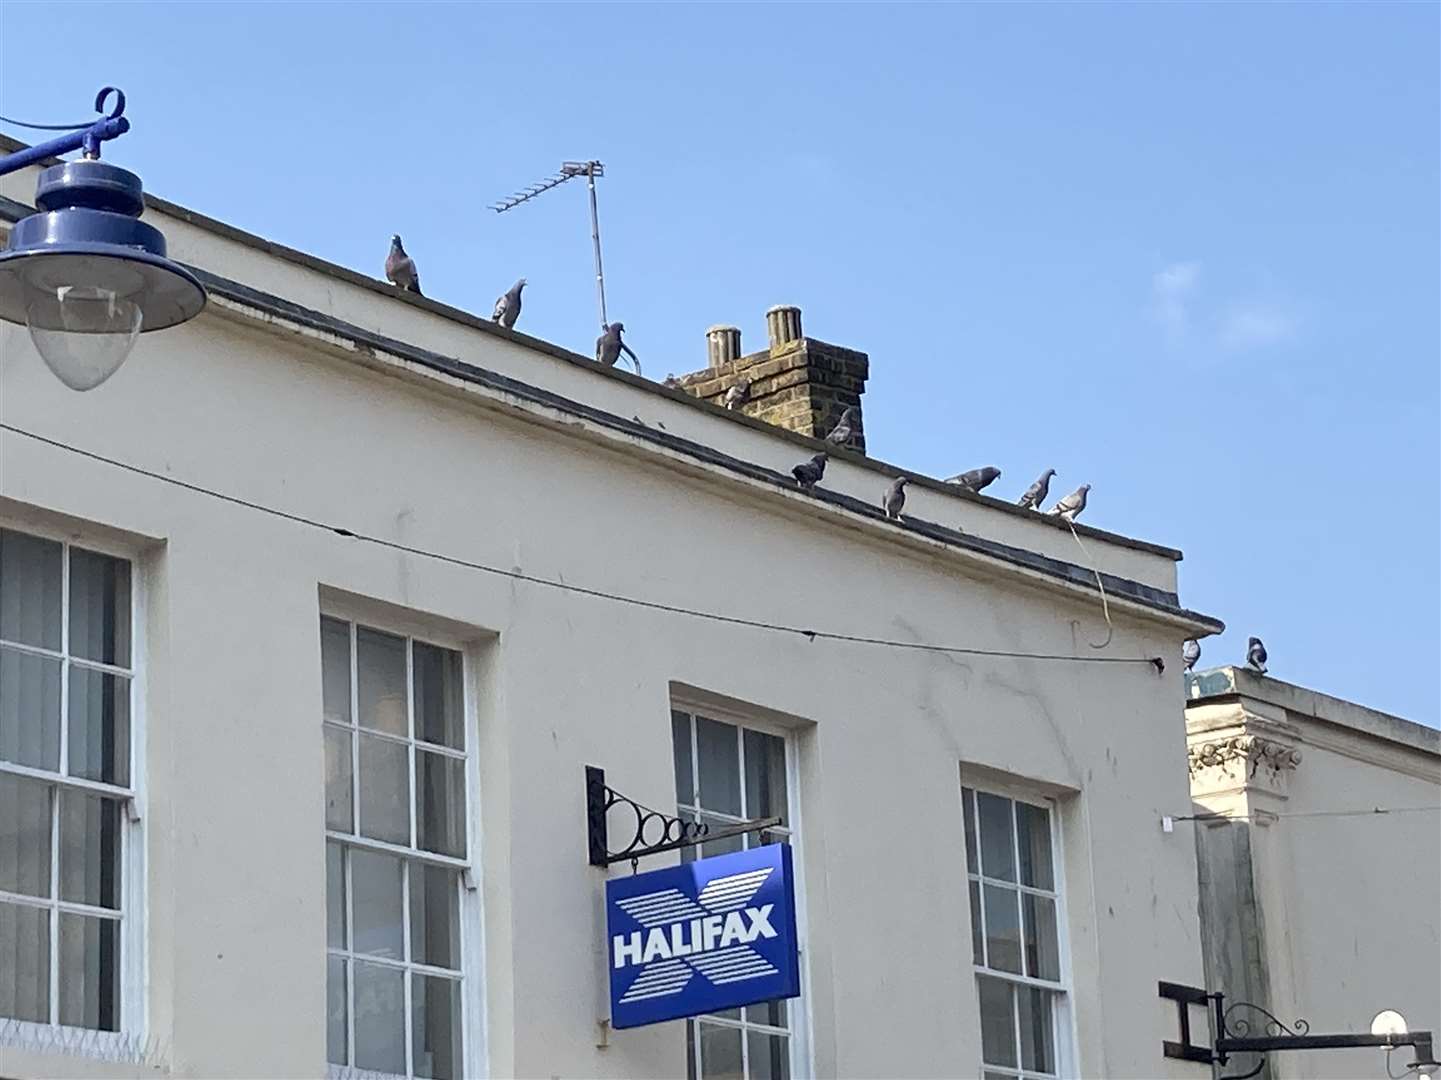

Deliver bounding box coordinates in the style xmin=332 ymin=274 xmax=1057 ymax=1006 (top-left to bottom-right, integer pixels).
xmin=0 ymin=114 xmax=99 ymax=132
xmin=1066 ymin=516 xmax=1114 ymax=649
xmin=1 ymin=421 xmax=1168 ymax=667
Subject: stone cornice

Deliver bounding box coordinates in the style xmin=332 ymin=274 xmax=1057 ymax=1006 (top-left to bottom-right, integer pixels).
xmin=1188 ymin=735 xmax=1303 ymax=781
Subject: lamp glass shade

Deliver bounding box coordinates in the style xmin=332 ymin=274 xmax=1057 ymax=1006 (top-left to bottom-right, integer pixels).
xmin=26 ymin=283 xmax=143 ymax=391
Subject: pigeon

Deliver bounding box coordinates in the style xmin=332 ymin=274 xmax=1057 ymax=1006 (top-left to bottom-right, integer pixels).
xmin=948 ymin=467 xmax=1002 ymax=494
xmin=1182 ymin=639 xmax=1201 ymax=672
xmin=723 ymin=378 xmax=752 ymax=411
xmin=662 ymin=374 xmax=681 ymax=389
xmin=1018 ymin=468 xmax=1057 ymax=510
xmin=491 ymin=278 xmax=526 ymax=329
xmin=596 ymin=323 xmax=641 ymax=374
xmin=883 ymin=476 xmax=909 ymax=519
xmin=792 ymin=453 xmax=828 ymax=491
xmin=384 ymin=235 xmax=421 ymax=295
xmin=825 ymin=406 xmax=858 ymax=445
xmin=1047 ymin=484 xmax=1091 ymax=522
xmin=1246 ymin=637 xmax=1268 ymax=673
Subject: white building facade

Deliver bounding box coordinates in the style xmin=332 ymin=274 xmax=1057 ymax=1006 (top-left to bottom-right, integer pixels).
xmin=0 ymin=144 xmax=1224 ymax=1079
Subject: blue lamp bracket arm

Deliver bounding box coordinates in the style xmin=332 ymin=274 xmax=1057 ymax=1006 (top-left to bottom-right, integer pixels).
xmin=0 ymin=87 xmax=131 ymax=178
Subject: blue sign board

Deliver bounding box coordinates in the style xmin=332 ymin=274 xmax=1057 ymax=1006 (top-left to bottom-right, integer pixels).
xmin=605 ymin=843 xmax=801 ymax=1029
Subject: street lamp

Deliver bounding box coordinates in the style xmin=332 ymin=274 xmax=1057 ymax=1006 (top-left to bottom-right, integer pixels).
xmin=0 ymin=88 xmax=205 ymax=390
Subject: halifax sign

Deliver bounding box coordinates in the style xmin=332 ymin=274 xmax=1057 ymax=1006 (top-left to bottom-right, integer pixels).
xmin=605 ymin=843 xmax=801 ymax=1029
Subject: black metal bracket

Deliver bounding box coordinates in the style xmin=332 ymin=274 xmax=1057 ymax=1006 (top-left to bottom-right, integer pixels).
xmin=586 ymin=765 xmax=782 ymax=868
xmin=1160 ymin=982 xmax=1438 ymax=1079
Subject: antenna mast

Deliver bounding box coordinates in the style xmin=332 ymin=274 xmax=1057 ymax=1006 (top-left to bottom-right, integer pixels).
xmin=490 ymin=161 xmax=609 ymax=330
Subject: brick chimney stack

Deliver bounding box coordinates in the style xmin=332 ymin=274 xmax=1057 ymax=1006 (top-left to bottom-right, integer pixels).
xmin=678 ymin=306 xmax=869 ymax=453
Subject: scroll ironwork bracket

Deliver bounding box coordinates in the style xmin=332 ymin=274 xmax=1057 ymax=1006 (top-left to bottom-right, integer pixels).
xmin=1160 ymin=982 xmax=1438 ymax=1078
xmin=586 ymin=765 xmax=781 ymax=868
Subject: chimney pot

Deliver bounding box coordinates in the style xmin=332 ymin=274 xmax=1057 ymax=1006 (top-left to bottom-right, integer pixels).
xmin=766 ymin=305 xmax=803 ymax=349
xmin=706 ymin=325 xmax=742 ymax=368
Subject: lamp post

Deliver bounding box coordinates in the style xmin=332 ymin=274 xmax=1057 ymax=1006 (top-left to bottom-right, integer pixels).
xmin=0 ymin=87 xmax=206 ymax=390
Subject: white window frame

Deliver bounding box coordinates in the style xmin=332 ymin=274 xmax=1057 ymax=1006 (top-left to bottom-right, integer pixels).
xmin=321 ymin=598 xmax=486 ymax=1080
xmin=962 ymin=779 xmax=1076 ymax=1080
xmin=0 ymin=517 xmax=147 ymax=1059
xmin=671 ymin=698 xmax=811 ymax=1080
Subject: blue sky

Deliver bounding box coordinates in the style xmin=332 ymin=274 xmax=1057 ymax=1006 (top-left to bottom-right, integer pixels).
xmin=2 ymin=3 xmax=1437 ymax=723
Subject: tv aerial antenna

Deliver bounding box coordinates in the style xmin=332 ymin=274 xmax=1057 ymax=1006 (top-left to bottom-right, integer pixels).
xmin=489 ymin=161 xmax=610 ymax=331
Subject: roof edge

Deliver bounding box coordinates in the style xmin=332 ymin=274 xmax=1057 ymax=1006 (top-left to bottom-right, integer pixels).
xmin=0 ymin=136 xmax=1184 ymax=562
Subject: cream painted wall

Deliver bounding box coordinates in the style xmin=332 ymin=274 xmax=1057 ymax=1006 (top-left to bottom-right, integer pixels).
xmin=0 ymin=199 xmax=1212 ymax=1079
xmin=1252 ymin=732 xmax=1440 ymax=1079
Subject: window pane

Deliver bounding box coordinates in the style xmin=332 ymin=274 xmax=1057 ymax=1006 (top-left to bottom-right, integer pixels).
xmin=68 ymin=667 xmax=130 ymax=786
xmin=325 ymin=725 xmax=354 ymax=833
xmin=68 ymin=548 xmax=131 ymax=668
xmin=358 ymin=733 xmax=409 ymax=845
xmin=746 ymin=999 xmax=787 ymax=1028
xmin=412 ymin=972 xmax=463 ymax=1079
xmin=413 ymin=642 xmax=463 ymax=750
xmin=350 ymin=848 xmax=403 ymax=959
xmin=1018 ymin=985 xmax=1056 ymax=1074
xmin=410 ymin=863 xmax=461 ymax=969
xmin=58 ymin=913 xmax=120 ymax=1031
xmin=0 ymin=529 xmax=62 ymax=651
xmin=0 ymin=772 xmax=51 ymax=898
xmin=978 ymin=793 xmax=1015 ymax=882
xmin=744 ymin=729 xmax=788 ymax=824
xmin=698 ymin=1020 xmax=743 ymax=1080
xmin=749 ymin=1030 xmax=791 ymax=1080
xmin=353 ymin=960 xmax=405 ymax=1074
xmin=969 ymin=880 xmax=984 ymax=964
xmin=1016 ymin=801 xmax=1054 ymax=890
xmin=59 ymin=790 xmax=121 ymax=909
xmin=326 ymin=843 xmax=346 ymax=950
xmin=416 ymin=749 xmax=466 ymax=858
xmin=327 ymin=956 xmax=348 ymax=1065
xmin=321 ymin=617 xmax=352 ymax=725
xmin=0 ymin=901 xmax=49 ymax=1023
xmin=0 ymin=645 xmax=61 ymax=771
xmin=963 ymin=787 xmax=978 ymax=873
xmin=695 ymin=717 xmax=741 ymax=817
xmin=983 ymin=884 xmax=1022 ymax=974
xmin=357 ymin=627 xmax=407 ymax=735
xmin=696 ymin=812 xmax=745 ymax=861
xmin=1023 ymin=893 xmax=1061 ymax=982
xmin=977 ymin=974 xmax=1017 ymax=1068
xmin=672 ymin=711 xmax=694 ymax=806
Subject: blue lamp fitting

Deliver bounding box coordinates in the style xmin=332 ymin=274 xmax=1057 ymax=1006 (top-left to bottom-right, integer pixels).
xmin=0 ymin=87 xmax=206 ymax=389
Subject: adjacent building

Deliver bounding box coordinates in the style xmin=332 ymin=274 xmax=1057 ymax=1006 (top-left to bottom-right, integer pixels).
xmin=1186 ymin=667 xmax=1441 ymax=1080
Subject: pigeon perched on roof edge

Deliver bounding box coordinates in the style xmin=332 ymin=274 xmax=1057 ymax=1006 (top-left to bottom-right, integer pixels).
xmin=1047 ymin=484 xmax=1090 ymax=522
xmin=883 ymin=476 xmax=908 ymax=520
xmin=1246 ymin=637 xmax=1268 ymax=673
xmin=825 ymin=407 xmax=858 ymax=445
xmin=723 ymin=378 xmax=752 ymax=411
xmin=492 ymin=278 xmax=526 ymax=329
xmin=1182 ymin=639 xmax=1201 ymax=672
xmin=1018 ymin=468 xmax=1056 ymax=510
xmin=948 ymin=467 xmax=1001 ymax=493
xmin=792 ymin=453 xmax=828 ymax=491
xmin=384 ymin=235 xmax=421 ymax=295
xmin=597 ymin=323 xmax=641 ymax=375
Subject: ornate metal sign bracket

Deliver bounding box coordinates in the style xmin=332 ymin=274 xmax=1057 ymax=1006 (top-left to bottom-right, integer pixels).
xmin=586 ymin=765 xmax=781 ymax=869
xmin=1160 ymin=982 xmax=1438 ymax=1080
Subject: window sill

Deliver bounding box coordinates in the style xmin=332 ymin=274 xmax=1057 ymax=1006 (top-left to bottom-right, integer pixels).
xmin=328 ymin=1064 xmax=410 ymax=1080
xmin=0 ymin=1018 xmax=159 ymax=1065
